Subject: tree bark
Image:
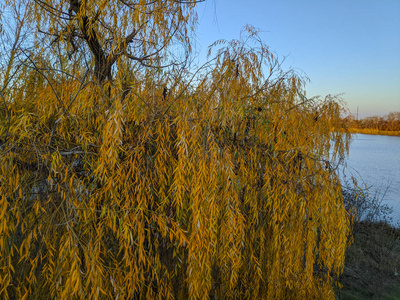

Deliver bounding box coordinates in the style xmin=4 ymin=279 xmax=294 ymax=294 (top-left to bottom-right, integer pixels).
xmin=69 ymin=0 xmax=113 ymax=83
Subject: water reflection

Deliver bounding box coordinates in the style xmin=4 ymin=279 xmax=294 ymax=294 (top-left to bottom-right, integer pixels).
xmin=340 ymin=134 xmax=400 ymax=224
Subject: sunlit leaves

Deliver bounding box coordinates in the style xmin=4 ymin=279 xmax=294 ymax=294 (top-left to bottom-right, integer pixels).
xmin=0 ymin=7 xmax=351 ymax=299
xmin=29 ymin=0 xmax=198 ymax=83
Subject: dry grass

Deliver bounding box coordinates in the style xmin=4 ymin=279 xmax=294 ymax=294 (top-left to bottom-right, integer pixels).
xmin=348 ymin=128 xmax=400 ymax=136
xmin=336 ymin=221 xmax=400 ymax=299
xmin=337 ymin=183 xmax=400 ymax=299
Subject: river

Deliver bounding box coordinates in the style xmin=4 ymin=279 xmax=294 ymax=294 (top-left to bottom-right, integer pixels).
xmin=339 ymin=134 xmax=400 ymax=225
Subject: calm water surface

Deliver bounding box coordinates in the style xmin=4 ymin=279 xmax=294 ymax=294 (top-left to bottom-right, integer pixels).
xmin=341 ymin=134 xmax=400 ymax=224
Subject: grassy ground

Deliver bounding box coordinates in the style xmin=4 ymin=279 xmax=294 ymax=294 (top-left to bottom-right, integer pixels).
xmin=336 ymin=221 xmax=400 ymax=300
xmin=348 ymin=128 xmax=400 ymax=136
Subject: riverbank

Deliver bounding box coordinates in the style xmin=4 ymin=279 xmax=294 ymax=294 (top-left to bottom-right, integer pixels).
xmin=336 ymin=221 xmax=400 ymax=299
xmin=348 ymin=128 xmax=400 ymax=136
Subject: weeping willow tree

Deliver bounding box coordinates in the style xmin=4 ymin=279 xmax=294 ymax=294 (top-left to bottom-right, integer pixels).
xmin=0 ymin=0 xmax=351 ymax=299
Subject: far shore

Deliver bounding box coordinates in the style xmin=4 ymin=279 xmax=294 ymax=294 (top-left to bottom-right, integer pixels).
xmin=348 ymin=128 xmax=400 ymax=136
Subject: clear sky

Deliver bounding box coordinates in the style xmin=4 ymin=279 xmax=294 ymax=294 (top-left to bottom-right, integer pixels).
xmin=194 ymin=0 xmax=400 ymax=118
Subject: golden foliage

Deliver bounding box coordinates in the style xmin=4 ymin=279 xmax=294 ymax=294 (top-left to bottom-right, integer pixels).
xmin=0 ymin=3 xmax=351 ymax=298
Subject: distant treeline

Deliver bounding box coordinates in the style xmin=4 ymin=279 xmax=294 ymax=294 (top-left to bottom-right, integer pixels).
xmin=343 ymin=112 xmax=400 ymax=134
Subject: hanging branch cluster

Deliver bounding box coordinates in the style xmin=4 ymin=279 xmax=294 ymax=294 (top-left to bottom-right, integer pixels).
xmin=0 ymin=2 xmax=352 ymax=299
xmin=32 ymin=0 xmax=200 ymax=83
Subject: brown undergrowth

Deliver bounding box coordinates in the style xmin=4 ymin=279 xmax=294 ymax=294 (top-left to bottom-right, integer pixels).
xmin=338 ymin=185 xmax=400 ymax=299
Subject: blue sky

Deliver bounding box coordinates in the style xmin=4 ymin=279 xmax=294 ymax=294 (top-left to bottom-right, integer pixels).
xmin=194 ymin=0 xmax=400 ymax=117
